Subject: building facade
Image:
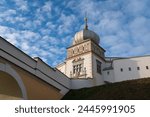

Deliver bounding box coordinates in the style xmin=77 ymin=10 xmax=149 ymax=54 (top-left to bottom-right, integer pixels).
xmin=57 ymin=18 xmax=150 ymax=89
xmin=103 ymin=56 xmax=150 ymax=83
xmin=0 ymin=37 xmax=70 ymax=99
xmin=1 ymin=18 xmax=150 ymax=99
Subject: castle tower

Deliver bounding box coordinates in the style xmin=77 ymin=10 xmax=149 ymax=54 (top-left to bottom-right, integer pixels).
xmin=57 ymin=18 xmax=105 ymax=83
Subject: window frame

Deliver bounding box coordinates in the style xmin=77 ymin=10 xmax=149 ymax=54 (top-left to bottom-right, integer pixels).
xmin=120 ymin=68 xmax=123 ymax=72
xmin=128 ymin=67 xmax=131 ymax=71
xmin=96 ymin=59 xmax=102 ymax=74
xmin=72 ymin=58 xmax=84 ymax=76
xmin=137 ymin=67 xmax=140 ymax=70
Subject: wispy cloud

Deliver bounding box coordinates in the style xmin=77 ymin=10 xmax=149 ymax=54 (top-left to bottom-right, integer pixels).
xmin=13 ymin=0 xmax=28 ymax=11
xmin=68 ymin=0 xmax=150 ymax=57
xmin=0 ymin=0 xmax=150 ymax=66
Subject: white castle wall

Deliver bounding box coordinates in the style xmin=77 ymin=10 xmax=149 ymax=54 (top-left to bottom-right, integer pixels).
xmin=103 ymin=69 xmax=115 ymax=83
xmin=57 ymin=54 xmax=150 ymax=89
xmin=92 ymin=54 xmax=105 ymax=85
xmin=112 ymin=56 xmax=150 ymax=82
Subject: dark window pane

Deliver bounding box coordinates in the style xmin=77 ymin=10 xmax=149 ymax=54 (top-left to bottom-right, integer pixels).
xmin=137 ymin=67 xmax=140 ymax=70
xmin=120 ymin=68 xmax=123 ymax=72
xmin=129 ymin=67 xmax=131 ymax=71
xmin=96 ymin=60 xmax=102 ymax=74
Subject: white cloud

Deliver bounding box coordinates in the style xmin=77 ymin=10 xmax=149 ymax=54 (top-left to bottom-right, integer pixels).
xmin=0 ymin=26 xmax=18 ymax=45
xmin=124 ymin=0 xmax=148 ymax=16
xmin=42 ymin=1 xmax=52 ymax=12
xmin=58 ymin=14 xmax=77 ymax=34
xmin=128 ymin=46 xmax=147 ymax=56
xmin=0 ymin=25 xmax=58 ymax=65
xmin=5 ymin=16 xmax=27 ymax=24
xmin=35 ymin=1 xmax=52 ymax=20
xmin=20 ymin=19 xmax=42 ymax=30
xmin=41 ymin=36 xmax=60 ymax=46
xmin=0 ymin=25 xmax=40 ymax=51
xmin=49 ymin=47 xmax=66 ymax=55
xmin=21 ymin=42 xmax=29 ymax=51
xmin=61 ymin=35 xmax=73 ymax=46
xmin=1 ymin=0 xmax=150 ymax=66
xmin=20 ymin=20 xmax=32 ymax=29
xmin=13 ymin=0 xmax=28 ymax=11
xmin=0 ymin=9 xmax=16 ymax=17
xmin=21 ymin=30 xmax=40 ymax=40
xmin=129 ymin=16 xmax=150 ymax=46
xmin=46 ymin=21 xmax=56 ymax=29
xmin=67 ymin=0 xmax=102 ymax=21
xmin=102 ymin=35 xmax=120 ymax=48
xmin=67 ymin=0 xmax=150 ymax=58
xmin=33 ymin=20 xmax=42 ymax=26
xmin=109 ymin=43 xmax=132 ymax=57
xmin=0 ymin=9 xmax=27 ymax=24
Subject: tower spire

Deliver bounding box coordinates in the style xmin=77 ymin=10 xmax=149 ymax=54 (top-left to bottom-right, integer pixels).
xmin=84 ymin=13 xmax=88 ymax=30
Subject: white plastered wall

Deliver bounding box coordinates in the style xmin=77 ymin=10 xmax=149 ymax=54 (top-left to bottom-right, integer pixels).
xmin=103 ymin=69 xmax=115 ymax=83
xmin=113 ymin=56 xmax=150 ymax=82
xmin=56 ymin=62 xmax=66 ymax=75
xmin=92 ymin=54 xmax=105 ymax=86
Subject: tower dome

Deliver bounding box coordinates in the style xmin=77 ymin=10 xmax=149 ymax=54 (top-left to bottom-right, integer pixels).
xmin=72 ymin=17 xmax=100 ymax=45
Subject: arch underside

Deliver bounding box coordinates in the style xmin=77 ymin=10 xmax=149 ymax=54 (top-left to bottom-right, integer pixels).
xmin=0 ymin=71 xmax=22 ymax=99
xmin=0 ymin=63 xmax=27 ymax=100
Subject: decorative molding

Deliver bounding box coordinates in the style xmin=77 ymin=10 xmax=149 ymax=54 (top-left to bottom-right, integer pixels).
xmin=67 ymin=41 xmax=91 ymax=59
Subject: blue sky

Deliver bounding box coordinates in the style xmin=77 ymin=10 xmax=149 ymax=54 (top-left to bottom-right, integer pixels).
xmin=0 ymin=0 xmax=150 ymax=66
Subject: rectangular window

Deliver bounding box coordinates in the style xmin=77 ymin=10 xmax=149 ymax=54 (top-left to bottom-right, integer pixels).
xmin=120 ymin=68 xmax=123 ymax=72
xmin=73 ymin=66 xmax=76 ymax=73
xmin=129 ymin=67 xmax=131 ymax=71
xmin=137 ymin=67 xmax=140 ymax=70
xmin=107 ymin=71 xmax=109 ymax=75
xmin=146 ymin=66 xmax=149 ymax=69
xmin=73 ymin=64 xmax=83 ymax=74
xmin=72 ymin=58 xmax=84 ymax=78
xmin=96 ymin=60 xmax=102 ymax=74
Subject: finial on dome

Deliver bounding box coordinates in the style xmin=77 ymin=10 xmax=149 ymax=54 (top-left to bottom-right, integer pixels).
xmin=84 ymin=12 xmax=88 ymax=30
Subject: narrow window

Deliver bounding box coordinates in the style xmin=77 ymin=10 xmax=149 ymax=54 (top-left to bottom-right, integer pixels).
xmin=129 ymin=67 xmax=131 ymax=71
xmin=107 ymin=71 xmax=109 ymax=75
xmin=73 ymin=66 xmax=76 ymax=73
xmin=120 ymin=68 xmax=123 ymax=72
xmin=146 ymin=66 xmax=149 ymax=69
xmin=96 ymin=60 xmax=102 ymax=74
xmin=79 ymin=64 xmax=82 ymax=72
xmin=137 ymin=67 xmax=140 ymax=70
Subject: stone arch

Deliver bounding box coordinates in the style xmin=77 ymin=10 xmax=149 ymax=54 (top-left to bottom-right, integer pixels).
xmin=0 ymin=63 xmax=27 ymax=99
